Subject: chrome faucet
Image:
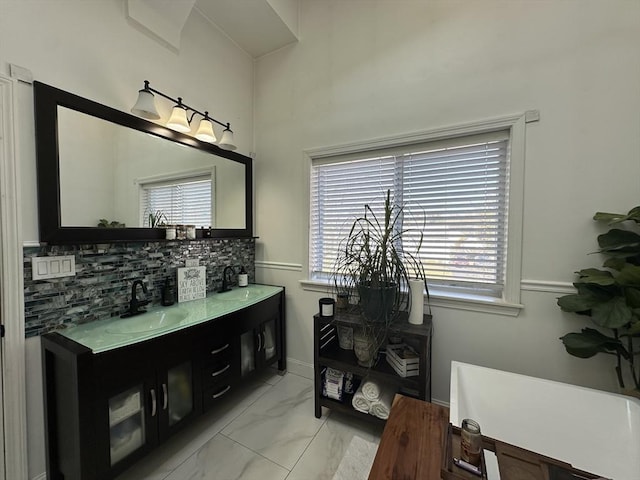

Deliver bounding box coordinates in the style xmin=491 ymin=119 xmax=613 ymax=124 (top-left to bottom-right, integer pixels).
xmin=219 ymin=266 xmax=235 ymax=293
xmin=121 ymin=279 xmax=150 ymax=318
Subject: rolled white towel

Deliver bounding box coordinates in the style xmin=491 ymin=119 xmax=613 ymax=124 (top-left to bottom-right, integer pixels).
xmin=361 ymin=379 xmax=381 ymax=401
xmin=351 ymin=383 xmax=371 ymax=414
xmin=370 ymin=386 xmax=395 ymax=420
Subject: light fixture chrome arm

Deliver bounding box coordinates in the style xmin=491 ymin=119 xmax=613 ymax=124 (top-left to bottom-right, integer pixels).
xmin=140 ymin=80 xmax=230 ymax=129
xmin=131 ymin=80 xmax=236 ymax=150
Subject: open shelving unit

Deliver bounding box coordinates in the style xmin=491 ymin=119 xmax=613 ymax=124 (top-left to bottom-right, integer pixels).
xmin=313 ymin=310 xmax=433 ymax=424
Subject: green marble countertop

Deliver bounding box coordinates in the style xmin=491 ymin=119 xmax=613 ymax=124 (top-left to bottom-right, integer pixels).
xmin=57 ymin=284 xmax=283 ymax=354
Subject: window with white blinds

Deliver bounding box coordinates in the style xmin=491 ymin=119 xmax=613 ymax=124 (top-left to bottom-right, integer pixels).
xmin=310 ymin=130 xmax=510 ymax=298
xmin=139 ymin=174 xmax=213 ymax=227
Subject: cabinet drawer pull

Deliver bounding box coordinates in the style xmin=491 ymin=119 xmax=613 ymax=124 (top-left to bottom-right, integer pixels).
xmin=162 ymin=383 xmax=168 ymax=410
xmin=150 ymin=388 xmax=157 ymax=417
xmin=212 ymin=385 xmax=231 ymax=399
xmin=211 ymin=364 xmax=230 ymax=377
xmin=211 ymin=343 xmax=230 ymax=355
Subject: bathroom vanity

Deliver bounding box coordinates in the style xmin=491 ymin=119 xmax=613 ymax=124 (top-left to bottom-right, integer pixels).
xmin=41 ymin=285 xmax=285 ymax=480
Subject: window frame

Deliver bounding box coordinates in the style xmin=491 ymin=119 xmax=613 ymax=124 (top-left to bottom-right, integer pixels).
xmin=302 ymin=113 xmax=528 ymax=316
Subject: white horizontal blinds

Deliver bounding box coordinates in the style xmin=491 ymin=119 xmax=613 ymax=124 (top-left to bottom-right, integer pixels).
xmin=141 ymin=175 xmax=212 ymax=227
xmin=310 ymin=130 xmax=510 ymax=296
xmin=401 ymin=134 xmax=509 ymax=295
xmin=310 ymin=156 xmax=396 ymax=279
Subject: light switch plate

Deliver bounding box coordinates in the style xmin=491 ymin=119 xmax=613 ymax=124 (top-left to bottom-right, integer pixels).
xmin=31 ymin=255 xmax=76 ymax=280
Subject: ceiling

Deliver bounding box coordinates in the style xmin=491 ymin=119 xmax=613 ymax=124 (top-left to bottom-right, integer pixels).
xmin=127 ymin=0 xmax=298 ymax=58
xmin=195 ymin=0 xmax=298 ymax=58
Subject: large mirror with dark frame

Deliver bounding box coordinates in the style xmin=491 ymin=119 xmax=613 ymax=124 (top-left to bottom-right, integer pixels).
xmin=33 ymin=81 xmax=253 ymax=244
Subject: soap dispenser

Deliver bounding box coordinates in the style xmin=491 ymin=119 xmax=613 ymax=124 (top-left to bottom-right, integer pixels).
xmin=238 ymin=266 xmax=248 ymax=287
xmin=161 ymin=277 xmax=175 ymax=306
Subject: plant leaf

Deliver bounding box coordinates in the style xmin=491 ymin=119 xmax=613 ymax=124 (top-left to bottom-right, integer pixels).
xmin=590 ymin=296 xmax=632 ymax=329
xmin=615 ymin=264 xmax=640 ymax=287
xmin=560 ymin=328 xmax=624 ymax=358
xmin=557 ymin=294 xmax=598 ymax=313
xmin=624 ymin=288 xmax=640 ymax=309
xmin=603 ymin=257 xmax=627 ymax=271
xmin=627 ymin=321 xmax=640 ymax=335
xmin=597 ymin=229 xmax=640 ymax=251
xmin=594 ymin=207 xmax=640 ymax=224
xmin=575 ymin=268 xmax=615 ymax=286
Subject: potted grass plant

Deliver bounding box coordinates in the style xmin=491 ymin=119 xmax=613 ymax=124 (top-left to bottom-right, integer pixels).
xmin=557 ymin=205 xmax=640 ymax=395
xmin=332 ymin=189 xmax=429 ymax=366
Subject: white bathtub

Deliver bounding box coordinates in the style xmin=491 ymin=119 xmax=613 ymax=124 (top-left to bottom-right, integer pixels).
xmin=449 ymin=361 xmax=640 ymax=480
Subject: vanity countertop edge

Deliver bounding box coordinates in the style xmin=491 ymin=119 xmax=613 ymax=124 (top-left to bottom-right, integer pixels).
xmin=53 ymin=284 xmax=284 ymax=354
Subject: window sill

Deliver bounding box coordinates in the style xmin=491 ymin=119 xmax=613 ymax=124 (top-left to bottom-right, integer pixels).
xmin=299 ymin=280 xmax=523 ymax=317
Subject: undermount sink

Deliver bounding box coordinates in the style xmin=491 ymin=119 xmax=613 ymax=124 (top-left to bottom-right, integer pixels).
xmin=107 ymin=309 xmax=188 ymax=334
xmin=218 ymin=286 xmax=270 ymax=302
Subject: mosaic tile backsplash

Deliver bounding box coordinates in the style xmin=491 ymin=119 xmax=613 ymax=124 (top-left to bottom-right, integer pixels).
xmin=23 ymin=238 xmax=255 ymax=338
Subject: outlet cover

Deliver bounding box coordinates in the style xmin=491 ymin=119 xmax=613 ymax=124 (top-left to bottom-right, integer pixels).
xmin=31 ymin=255 xmax=76 ymax=280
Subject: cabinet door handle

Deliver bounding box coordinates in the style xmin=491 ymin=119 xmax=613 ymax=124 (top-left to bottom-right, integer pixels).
xmin=211 ymin=343 xmax=230 ymax=355
xmin=162 ymin=383 xmax=168 ymax=410
xmin=211 ymin=364 xmax=230 ymax=377
xmin=150 ymin=388 xmax=157 ymax=417
xmin=212 ymin=385 xmax=231 ymax=399
xmin=257 ymin=332 xmax=262 ymax=352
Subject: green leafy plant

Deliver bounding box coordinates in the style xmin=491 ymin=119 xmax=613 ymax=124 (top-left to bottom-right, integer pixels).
xmin=146 ymin=209 xmax=167 ymax=228
xmin=333 ymin=189 xmax=429 ymax=327
xmin=97 ymin=219 xmax=125 ymax=228
xmin=557 ymin=206 xmax=640 ymax=391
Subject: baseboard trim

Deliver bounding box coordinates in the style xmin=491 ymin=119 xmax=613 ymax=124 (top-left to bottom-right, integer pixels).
xmin=286 ymin=357 xmax=313 ymax=380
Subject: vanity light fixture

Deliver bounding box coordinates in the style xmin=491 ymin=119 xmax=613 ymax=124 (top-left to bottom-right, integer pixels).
xmin=131 ymin=80 xmax=236 ymax=150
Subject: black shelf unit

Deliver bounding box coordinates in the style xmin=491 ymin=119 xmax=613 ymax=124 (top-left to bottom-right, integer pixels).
xmin=313 ymin=310 xmax=433 ymax=424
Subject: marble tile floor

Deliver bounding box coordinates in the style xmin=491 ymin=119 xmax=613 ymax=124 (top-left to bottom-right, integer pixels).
xmin=116 ymin=371 xmax=384 ymax=480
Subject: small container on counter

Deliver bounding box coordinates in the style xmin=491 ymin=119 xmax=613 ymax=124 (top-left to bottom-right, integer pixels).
xmin=319 ymin=297 xmax=335 ymax=317
xmin=238 ymin=266 xmax=248 ymax=287
xmin=161 ymin=277 xmax=175 ymax=306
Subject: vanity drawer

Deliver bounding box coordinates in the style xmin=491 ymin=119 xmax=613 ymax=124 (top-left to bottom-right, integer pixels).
xmin=204 ymin=339 xmax=233 ymax=363
xmin=202 ymin=361 xmax=233 ymax=389
xmin=203 ymin=383 xmax=233 ymax=411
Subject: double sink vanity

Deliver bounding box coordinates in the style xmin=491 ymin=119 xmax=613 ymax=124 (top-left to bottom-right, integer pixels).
xmin=42 ymin=285 xmax=285 ymax=480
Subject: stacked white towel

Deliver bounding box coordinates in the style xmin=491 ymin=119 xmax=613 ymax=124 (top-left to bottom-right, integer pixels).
xmin=361 ymin=380 xmax=381 ymax=402
xmin=369 ymin=387 xmax=394 ymax=420
xmin=351 ymin=383 xmax=371 ymax=414
xmin=355 ymin=379 xmax=395 ymax=420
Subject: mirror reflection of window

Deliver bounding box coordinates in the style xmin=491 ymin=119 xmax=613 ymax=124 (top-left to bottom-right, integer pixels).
xmin=57 ymin=106 xmax=245 ymax=230
xmin=139 ymin=174 xmax=214 ymax=228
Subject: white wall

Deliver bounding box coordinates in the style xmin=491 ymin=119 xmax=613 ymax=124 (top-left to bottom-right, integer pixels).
xmin=253 ymin=0 xmax=640 ymax=401
xmin=0 ymin=1 xmax=253 ymax=477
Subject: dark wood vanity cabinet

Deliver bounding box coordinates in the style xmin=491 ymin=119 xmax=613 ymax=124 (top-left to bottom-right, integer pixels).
xmin=238 ymin=293 xmax=285 ymax=378
xmin=42 ymin=289 xmax=285 ymax=480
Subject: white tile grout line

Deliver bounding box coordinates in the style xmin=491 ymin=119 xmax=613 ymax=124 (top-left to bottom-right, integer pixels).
xmin=152 ymin=377 xmax=282 ymax=480
xmin=156 ymin=371 xmax=316 ymax=479
xmin=283 ymin=408 xmax=333 ymax=479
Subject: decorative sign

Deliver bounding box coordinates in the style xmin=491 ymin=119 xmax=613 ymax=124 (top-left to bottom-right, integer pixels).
xmin=177 ymin=266 xmax=206 ymax=302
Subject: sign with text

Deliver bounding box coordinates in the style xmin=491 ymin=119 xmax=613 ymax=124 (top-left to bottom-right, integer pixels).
xmin=177 ymin=266 xmax=206 ymax=302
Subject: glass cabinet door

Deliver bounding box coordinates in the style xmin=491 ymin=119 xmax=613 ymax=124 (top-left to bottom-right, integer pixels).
xmin=108 ymin=386 xmax=146 ymax=466
xmin=263 ymin=318 xmax=277 ymax=364
xmin=166 ymin=361 xmax=193 ymax=426
xmin=240 ymin=330 xmax=256 ymax=376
